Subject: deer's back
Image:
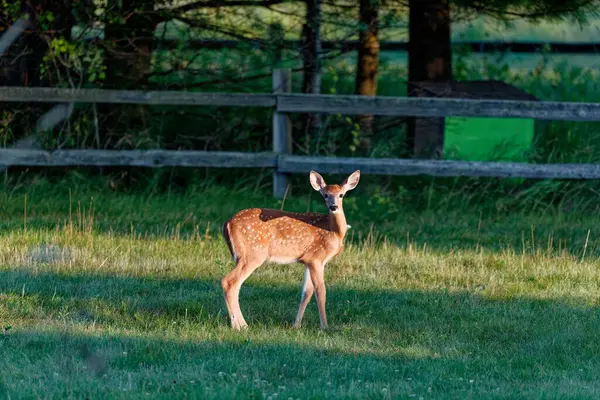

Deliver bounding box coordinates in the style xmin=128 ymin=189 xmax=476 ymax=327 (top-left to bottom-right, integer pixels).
xmin=225 ymin=208 xmax=332 ymax=262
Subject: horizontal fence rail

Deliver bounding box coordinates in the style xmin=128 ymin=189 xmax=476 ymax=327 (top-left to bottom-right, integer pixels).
xmin=279 ymin=155 xmax=600 ymax=179
xmin=0 ymin=87 xmax=276 ymax=107
xmin=0 ymin=149 xmax=277 ymax=168
xmin=2 ymin=87 xmax=600 ymax=121
xmin=276 ymin=95 xmax=600 ymax=121
xmin=2 ymin=72 xmax=600 ymax=198
xmin=4 ymin=149 xmax=600 ymax=180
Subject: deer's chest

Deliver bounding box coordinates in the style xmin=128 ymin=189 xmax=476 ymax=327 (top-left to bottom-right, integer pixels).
xmin=300 ymin=233 xmax=340 ymax=264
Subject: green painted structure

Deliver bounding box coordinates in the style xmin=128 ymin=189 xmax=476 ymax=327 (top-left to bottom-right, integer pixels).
xmin=444 ymin=116 xmax=535 ymax=161
xmin=407 ymin=80 xmax=539 ymax=161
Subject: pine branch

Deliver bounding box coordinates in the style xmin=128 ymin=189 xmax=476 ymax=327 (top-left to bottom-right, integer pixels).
xmin=458 ymin=0 xmax=599 ymax=21
xmin=162 ymin=0 xmax=292 ymax=16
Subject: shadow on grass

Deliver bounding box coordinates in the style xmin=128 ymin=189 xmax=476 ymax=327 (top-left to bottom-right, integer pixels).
xmin=1 ymin=267 xmax=600 ymax=367
xmin=2 ymin=266 xmax=600 ymax=397
xmin=0 ymin=325 xmax=524 ymax=399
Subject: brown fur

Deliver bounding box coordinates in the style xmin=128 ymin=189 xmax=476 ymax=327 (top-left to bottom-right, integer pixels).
xmin=220 ymin=170 xmax=361 ymax=330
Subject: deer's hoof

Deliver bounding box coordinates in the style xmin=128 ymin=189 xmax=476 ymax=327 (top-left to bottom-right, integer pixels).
xmin=231 ymin=321 xmax=248 ymax=331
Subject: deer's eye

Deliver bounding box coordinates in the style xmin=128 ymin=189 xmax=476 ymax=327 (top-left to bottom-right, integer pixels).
xmin=339 ymin=194 xmax=344 ymax=198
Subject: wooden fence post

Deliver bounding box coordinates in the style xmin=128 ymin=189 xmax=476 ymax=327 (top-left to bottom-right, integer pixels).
xmin=272 ymin=68 xmax=292 ymax=199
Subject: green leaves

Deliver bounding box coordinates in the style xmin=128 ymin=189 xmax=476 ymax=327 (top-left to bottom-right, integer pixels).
xmin=43 ymin=37 xmax=107 ymax=85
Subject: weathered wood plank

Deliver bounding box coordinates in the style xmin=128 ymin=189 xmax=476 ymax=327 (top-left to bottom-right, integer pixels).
xmin=4 ymin=148 xmax=600 ymax=180
xmin=277 ymin=94 xmax=600 ymax=121
xmin=278 ymin=155 xmax=600 ymax=179
xmin=0 ymin=87 xmax=276 ymax=107
xmin=0 ymin=149 xmax=277 ymax=168
xmin=2 ymin=87 xmax=600 ymax=121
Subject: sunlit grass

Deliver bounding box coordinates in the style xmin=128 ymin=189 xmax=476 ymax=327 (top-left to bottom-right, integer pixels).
xmin=1 ymin=178 xmax=600 ymax=398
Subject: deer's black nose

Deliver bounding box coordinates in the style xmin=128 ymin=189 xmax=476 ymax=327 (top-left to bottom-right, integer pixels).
xmin=329 ymin=205 xmax=338 ymax=211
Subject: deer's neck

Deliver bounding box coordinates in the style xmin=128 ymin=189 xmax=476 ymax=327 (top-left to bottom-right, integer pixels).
xmin=328 ymin=208 xmax=348 ymax=240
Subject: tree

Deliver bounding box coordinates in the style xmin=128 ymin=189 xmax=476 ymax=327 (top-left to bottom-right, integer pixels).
xmin=96 ymin=0 xmax=158 ymax=147
xmin=406 ymin=0 xmax=599 ymax=158
xmin=302 ymin=0 xmax=321 ymax=96
xmin=103 ymin=0 xmax=158 ymax=89
xmin=299 ymin=0 xmax=322 ymax=150
xmin=355 ymin=0 xmax=380 ymax=144
xmin=406 ymin=0 xmax=451 ymax=158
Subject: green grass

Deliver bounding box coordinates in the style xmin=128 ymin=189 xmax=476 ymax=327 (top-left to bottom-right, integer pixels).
xmin=2 ymin=176 xmax=600 ymax=398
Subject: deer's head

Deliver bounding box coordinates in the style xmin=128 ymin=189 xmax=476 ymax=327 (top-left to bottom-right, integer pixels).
xmin=309 ymin=170 xmax=361 ymax=213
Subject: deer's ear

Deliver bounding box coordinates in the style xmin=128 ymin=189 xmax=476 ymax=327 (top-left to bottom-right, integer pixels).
xmin=309 ymin=171 xmax=327 ymax=191
xmin=342 ymin=170 xmax=360 ymax=192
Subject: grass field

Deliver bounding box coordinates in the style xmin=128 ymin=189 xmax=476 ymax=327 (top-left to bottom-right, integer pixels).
xmin=6 ymin=8 xmax=600 ymax=398
xmin=2 ymin=176 xmax=600 ymax=399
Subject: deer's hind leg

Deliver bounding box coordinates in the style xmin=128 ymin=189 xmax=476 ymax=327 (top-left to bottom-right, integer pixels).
xmin=221 ymin=260 xmax=245 ymax=330
xmin=221 ymin=254 xmax=265 ymax=330
xmin=294 ymin=267 xmax=314 ymax=328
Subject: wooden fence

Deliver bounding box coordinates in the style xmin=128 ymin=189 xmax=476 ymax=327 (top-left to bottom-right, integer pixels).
xmin=2 ymin=69 xmax=600 ymax=198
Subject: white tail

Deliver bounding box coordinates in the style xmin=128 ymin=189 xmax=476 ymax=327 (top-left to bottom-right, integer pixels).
xmin=221 ymin=169 xmax=361 ymax=330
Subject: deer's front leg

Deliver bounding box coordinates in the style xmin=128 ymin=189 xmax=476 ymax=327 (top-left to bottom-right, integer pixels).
xmin=308 ymin=262 xmax=327 ymax=329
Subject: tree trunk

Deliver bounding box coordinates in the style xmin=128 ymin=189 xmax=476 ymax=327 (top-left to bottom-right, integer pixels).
xmin=102 ymin=0 xmax=157 ymax=147
xmin=268 ymin=23 xmax=285 ymax=68
xmin=299 ymin=0 xmax=322 ymax=152
xmin=354 ymin=0 xmax=379 ymax=150
xmin=104 ymin=0 xmax=156 ymax=89
xmin=407 ymin=0 xmax=452 ymax=158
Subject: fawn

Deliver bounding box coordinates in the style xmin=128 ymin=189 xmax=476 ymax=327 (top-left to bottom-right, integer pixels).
xmin=221 ymin=170 xmax=361 ymax=330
